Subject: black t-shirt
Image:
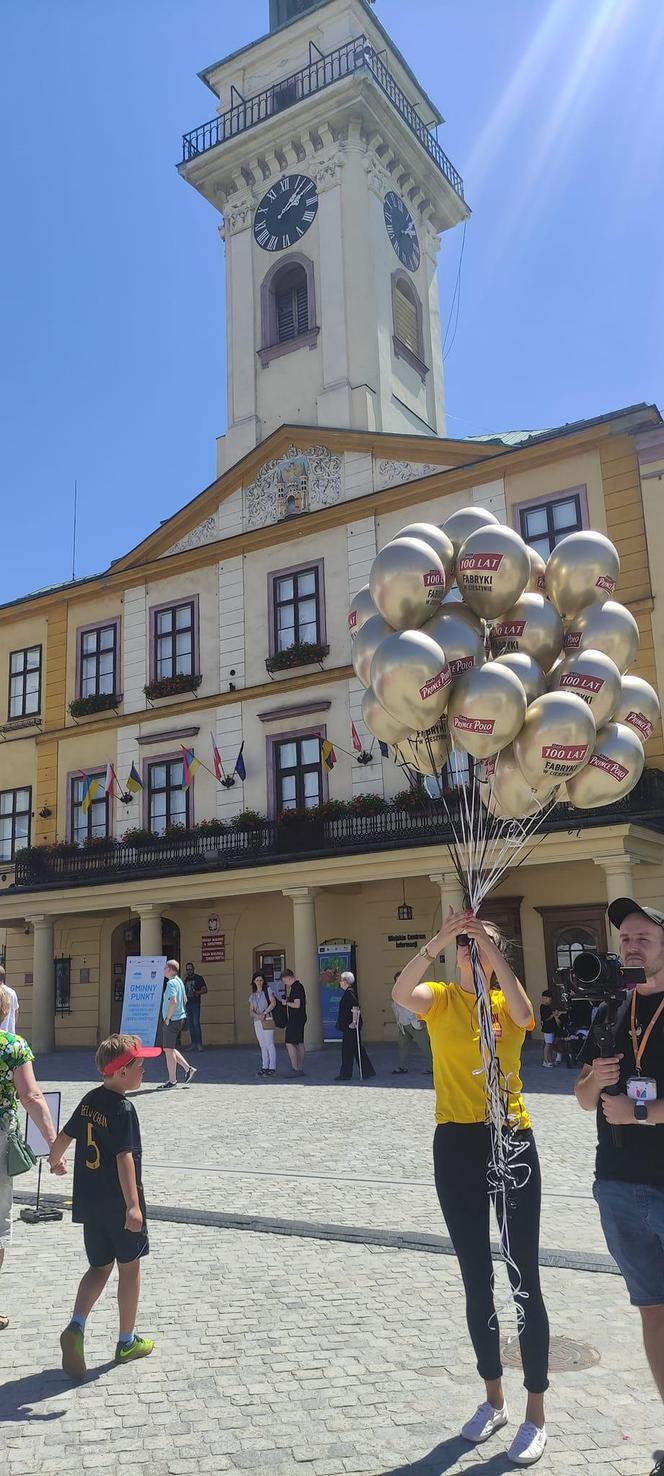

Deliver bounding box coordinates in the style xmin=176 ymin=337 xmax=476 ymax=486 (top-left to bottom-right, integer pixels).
xmin=337 ymin=988 xmax=360 ymax=1031
xmin=185 ymin=972 xmax=207 ymax=1000
xmin=286 ymin=980 xmax=307 ymax=1021
xmin=64 ymin=1085 xmax=145 ymax=1224
xmin=578 ymin=990 xmax=664 ymax=1186
xmin=540 ymin=1002 xmax=556 ymax=1031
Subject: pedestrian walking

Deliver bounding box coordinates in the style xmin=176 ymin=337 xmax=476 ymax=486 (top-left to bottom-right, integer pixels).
xmin=1 ymin=987 xmax=66 ymax=1329
xmin=335 ymin=971 xmax=376 ymax=1081
xmin=281 ymin=968 xmax=307 ymax=1075
xmin=184 ymin=962 xmax=207 ymax=1052
xmin=391 ymin=974 xmax=433 ymax=1075
xmin=249 ymin=972 xmax=276 ymax=1076
xmin=0 ymin=969 xmax=19 ymax=1034
xmin=49 ymin=1033 xmax=161 ymax=1377
xmin=159 ymin=961 xmax=196 ymax=1089
xmin=393 ymin=910 xmax=549 ymax=1466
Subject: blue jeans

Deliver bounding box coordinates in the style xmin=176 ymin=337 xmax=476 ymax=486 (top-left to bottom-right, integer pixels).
xmin=186 ymin=997 xmax=202 ymax=1047
xmin=594 ymin=1178 xmax=664 ymax=1305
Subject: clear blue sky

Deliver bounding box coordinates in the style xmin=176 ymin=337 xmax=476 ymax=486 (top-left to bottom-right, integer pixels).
xmin=1 ymin=0 xmax=662 ymax=602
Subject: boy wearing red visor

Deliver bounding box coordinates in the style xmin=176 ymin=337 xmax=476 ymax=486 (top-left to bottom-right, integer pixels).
xmin=48 ymin=1033 xmax=161 ymax=1378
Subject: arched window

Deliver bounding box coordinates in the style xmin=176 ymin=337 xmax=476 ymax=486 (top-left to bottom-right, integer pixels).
xmin=259 ymin=253 xmax=319 ymax=367
xmin=391 ymin=270 xmax=428 ymax=380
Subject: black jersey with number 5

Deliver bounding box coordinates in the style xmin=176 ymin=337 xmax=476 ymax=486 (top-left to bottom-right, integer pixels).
xmin=64 ymin=1085 xmax=144 ymax=1224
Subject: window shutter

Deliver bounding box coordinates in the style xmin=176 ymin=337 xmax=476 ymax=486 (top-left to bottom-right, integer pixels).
xmin=394 ymin=284 xmax=419 ymax=355
xmin=295 ymin=279 xmax=308 ymax=334
xmin=276 ymin=287 xmax=296 ymax=342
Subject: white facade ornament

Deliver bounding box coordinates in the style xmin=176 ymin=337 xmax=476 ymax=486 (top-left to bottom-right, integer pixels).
xmin=165 ymin=514 xmax=219 ymax=556
xmin=308 ymin=147 xmax=345 ymax=190
xmin=224 ymin=191 xmax=255 ymax=235
xmin=363 ymin=150 xmax=396 ymax=201
xmin=374 ymin=459 xmax=442 ymax=491
xmin=244 ymin=444 xmax=343 ymax=529
xmin=276 ymin=455 xmax=309 ymax=520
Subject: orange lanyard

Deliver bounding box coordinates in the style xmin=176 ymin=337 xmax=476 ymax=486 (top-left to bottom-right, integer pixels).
xmin=630 ymin=989 xmax=664 ymax=1074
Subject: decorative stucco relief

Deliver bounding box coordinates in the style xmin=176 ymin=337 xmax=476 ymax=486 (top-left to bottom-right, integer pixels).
xmin=165 ymin=514 xmax=219 ymax=556
xmin=244 ymin=444 xmax=343 ymax=529
xmin=374 ymin=459 xmax=443 ymax=491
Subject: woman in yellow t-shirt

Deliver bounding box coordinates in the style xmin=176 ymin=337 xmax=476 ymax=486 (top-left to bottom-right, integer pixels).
xmin=393 ymin=908 xmax=549 ymax=1469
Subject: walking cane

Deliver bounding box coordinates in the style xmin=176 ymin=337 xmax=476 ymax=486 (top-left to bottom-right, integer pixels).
xmin=355 ymin=1011 xmax=363 ymax=1081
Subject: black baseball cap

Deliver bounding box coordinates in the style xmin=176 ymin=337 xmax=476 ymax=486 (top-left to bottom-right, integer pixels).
xmin=607 ymin=897 xmax=664 ymax=932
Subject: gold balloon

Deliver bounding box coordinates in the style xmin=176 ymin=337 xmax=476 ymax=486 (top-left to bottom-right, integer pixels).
xmin=360 ymin=686 xmax=411 ymax=746
xmin=548 ymin=648 xmax=621 ymax=730
xmin=442 ymin=504 xmax=499 ymax=557
xmin=545 ymin=530 xmax=620 ymax=619
xmin=441 ymin=586 xmax=486 ymax=635
xmin=612 ymin=674 xmax=661 ymax=745
xmin=493 ymin=652 xmax=547 ymax=705
xmin=479 ymin=745 xmax=557 ymax=820
xmin=394 ymin=523 xmax=455 ymax=578
xmin=396 ymin=721 xmax=449 ymax=776
xmin=348 ymin=585 xmax=378 ymax=639
xmin=421 ymin=608 xmax=486 ymax=678
xmin=457 ymin=525 xmax=531 ymax=620
xmin=563 ymin=599 xmax=639 ymax=674
xmin=514 ymin=691 xmax=596 ymax=786
xmin=566 ymin=722 xmax=645 ymax=809
xmin=489 ymin=592 xmax=563 ymax=672
xmin=370 ymin=537 xmax=446 ymax=630
xmin=351 ymin=614 xmax=394 ymax=688
xmin=526 ymin=547 xmax=547 ymax=594
xmin=370 ymin=629 xmax=453 ymax=733
xmin=447 ymin=663 xmax=527 ymax=759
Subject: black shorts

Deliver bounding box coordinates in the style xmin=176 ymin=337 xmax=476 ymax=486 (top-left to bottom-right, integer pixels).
xmin=83 ymin=1216 xmax=150 ymax=1268
xmin=162 ymin=1017 xmax=185 ymax=1048
xmin=285 ymin=1017 xmax=306 ymax=1045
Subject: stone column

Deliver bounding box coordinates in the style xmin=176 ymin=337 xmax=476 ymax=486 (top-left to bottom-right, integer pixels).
xmin=283 ymin=887 xmax=321 ymax=1048
xmin=135 ymin=904 xmax=164 ymax=959
xmin=429 ymin=870 xmax=465 ymax=980
xmin=26 ymin=914 xmax=55 ymax=1054
xmin=595 ymin=854 xmax=634 ymax=946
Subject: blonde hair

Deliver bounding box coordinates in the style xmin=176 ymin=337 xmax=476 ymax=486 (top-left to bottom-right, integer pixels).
xmin=95 ymin=1033 xmax=141 ymax=1075
xmin=166 ymin=958 xmax=180 ymax=973
xmin=0 ymin=984 xmax=12 ymax=1022
xmin=0 ymin=965 xmax=5 ymax=984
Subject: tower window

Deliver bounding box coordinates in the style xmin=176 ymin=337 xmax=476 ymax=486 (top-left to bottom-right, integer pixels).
xmin=275 ymin=266 xmax=309 ymax=342
xmin=394 ymin=281 xmax=419 ymax=355
xmin=259 ymin=252 xmax=319 ymax=367
xmin=391 ymin=270 xmax=428 ymax=381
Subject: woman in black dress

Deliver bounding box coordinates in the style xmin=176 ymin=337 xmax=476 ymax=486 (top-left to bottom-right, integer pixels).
xmin=335 ymin=971 xmax=376 ymax=1081
xmin=282 ymin=968 xmax=307 ymax=1075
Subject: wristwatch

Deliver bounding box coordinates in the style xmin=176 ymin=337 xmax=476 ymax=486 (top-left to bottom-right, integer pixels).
xmin=419 ymin=944 xmax=436 ymax=962
xmin=634 ymin=1101 xmax=648 ymax=1123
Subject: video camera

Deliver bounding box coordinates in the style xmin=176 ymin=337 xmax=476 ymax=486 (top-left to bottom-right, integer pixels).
xmin=556 ymin=951 xmax=646 ymax=1005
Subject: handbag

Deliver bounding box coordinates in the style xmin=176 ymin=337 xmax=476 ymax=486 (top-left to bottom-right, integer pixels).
xmin=5 ymin=1115 xmax=37 ymax=1177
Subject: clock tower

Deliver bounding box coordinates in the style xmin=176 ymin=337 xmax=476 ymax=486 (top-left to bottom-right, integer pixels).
xmin=179 ymin=0 xmax=468 ymax=472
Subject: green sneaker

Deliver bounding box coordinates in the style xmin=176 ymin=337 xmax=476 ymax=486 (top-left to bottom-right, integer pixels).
xmin=60 ymin=1321 xmax=86 ymax=1380
xmin=114 ymin=1333 xmax=154 ymax=1364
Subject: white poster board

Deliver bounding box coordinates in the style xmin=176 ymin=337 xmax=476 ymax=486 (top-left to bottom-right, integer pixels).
xmin=25 ymin=1090 xmax=61 ymax=1158
xmin=119 ymin=956 xmax=167 ymax=1046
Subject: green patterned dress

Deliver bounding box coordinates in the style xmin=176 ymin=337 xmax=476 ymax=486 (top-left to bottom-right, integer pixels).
xmin=0 ymin=1031 xmax=34 ymax=1248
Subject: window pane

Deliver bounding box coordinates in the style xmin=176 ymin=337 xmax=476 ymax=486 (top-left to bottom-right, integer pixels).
xmin=99 ymin=626 xmax=114 ymax=650
xmin=156 ymin=650 xmax=173 ymax=679
xmin=175 ymin=631 xmax=191 ymax=657
xmin=523 ymin=507 xmax=548 ymax=538
xmin=27 ymin=648 xmax=40 ymax=667
xmin=157 ymin=609 xmax=173 ymax=633
xmin=98 ymin=651 xmax=114 ymax=677
xmin=299 ymin=621 xmax=317 ymax=644
xmin=81 ymin=673 xmax=96 ymax=698
xmin=277 ymin=604 xmax=294 ymax=629
xmin=278 ymin=742 xmax=297 ymax=769
xmin=81 ymin=631 xmax=97 ymax=654
xmin=151 ymin=765 xmax=166 ymax=788
xmin=277 ymin=577 xmax=294 ymax=602
xmin=175 ymin=650 xmax=192 ymax=675
xmin=25 ymin=689 xmax=39 ymax=714
xmin=297 ymin=571 xmax=316 ymax=596
xmin=303 ymin=770 xmax=319 ymax=798
xmin=25 ymin=670 xmax=39 ymax=694
xmin=170 ymin=790 xmax=187 ymax=824
xmin=552 ymin=498 xmax=579 ymax=531
xmin=298 ymin=598 xmax=317 ymax=627
xmin=0 ymin=793 xmax=12 ymax=815
xmin=280 ymin=776 xmax=297 ymax=807
xmin=0 ymin=816 xmax=12 ymax=842
xmin=151 ymin=809 xmax=166 ymax=836
xmin=10 ymin=651 xmax=25 ymax=674
xmin=15 ymin=790 xmax=30 ymax=811
xmin=175 ymin=604 xmax=192 ymax=630
xmin=98 ymin=671 xmax=113 ymax=695
xmin=301 ymin=739 xmax=319 ymax=764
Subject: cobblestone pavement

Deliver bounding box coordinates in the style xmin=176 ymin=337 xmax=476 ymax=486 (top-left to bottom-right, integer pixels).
xmin=0 ymin=1044 xmax=661 ymax=1475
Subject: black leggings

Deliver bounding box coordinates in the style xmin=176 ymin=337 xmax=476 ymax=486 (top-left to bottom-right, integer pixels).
xmin=338 ymin=1028 xmax=376 ymax=1079
xmin=433 ymin=1123 xmax=549 ymax=1393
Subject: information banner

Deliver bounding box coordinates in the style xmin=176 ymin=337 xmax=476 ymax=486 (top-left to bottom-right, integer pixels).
xmin=202 ymin=935 xmax=225 ymax=962
xmin=119 ymin=956 xmax=167 ymax=1046
xmin=25 ymin=1091 xmax=61 ymax=1158
xmin=319 ymin=945 xmax=352 ymax=1042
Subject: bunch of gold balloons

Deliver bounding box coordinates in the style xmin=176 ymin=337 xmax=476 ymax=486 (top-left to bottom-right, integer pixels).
xmin=348 ymin=511 xmax=660 ymax=819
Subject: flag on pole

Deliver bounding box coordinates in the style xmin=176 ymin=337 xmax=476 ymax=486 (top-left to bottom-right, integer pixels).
xmin=351 ymin=722 xmax=362 ymax=753
xmin=234 ymin=742 xmax=247 ymax=782
xmin=125 ymin=763 xmax=143 ymax=794
xmin=80 ymin=772 xmax=100 ymax=815
xmin=321 ymin=739 xmax=336 ymax=772
xmin=210 ymin=732 xmax=224 ymax=781
xmin=181 ymin=746 xmax=201 ymax=789
xmin=378 ymin=740 xmax=389 ymax=758
xmin=104 ymin=763 xmax=120 ymax=800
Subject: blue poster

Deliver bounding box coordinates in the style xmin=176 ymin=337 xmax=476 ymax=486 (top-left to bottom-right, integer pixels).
xmin=319 ymin=945 xmax=353 ymax=1042
xmin=120 ymin=956 xmax=167 ymax=1046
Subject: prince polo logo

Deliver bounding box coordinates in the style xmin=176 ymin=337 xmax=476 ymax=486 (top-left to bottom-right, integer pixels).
xmin=449 ymin=655 xmax=475 ymax=675
xmin=458 ymin=552 xmax=504 ymax=591
xmin=453 ymin=715 xmax=496 ymax=735
xmin=596 ymin=575 xmax=617 ymax=595
xmin=541 ymin=741 xmax=589 ymax=776
xmin=348 ymin=610 xmax=358 ymax=631
xmin=589 ymin=752 xmax=629 ymax=783
xmin=563 ymin=630 xmax=582 ymax=651
xmin=626 ymin=709 xmax=654 ymax=740
xmin=419 ymin=667 xmax=452 ymax=702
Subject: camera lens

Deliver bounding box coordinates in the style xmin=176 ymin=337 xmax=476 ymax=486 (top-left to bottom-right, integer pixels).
xmin=456 ymin=933 xmax=469 ymax=947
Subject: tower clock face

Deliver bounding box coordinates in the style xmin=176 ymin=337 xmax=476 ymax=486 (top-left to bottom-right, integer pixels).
xmin=253 ymin=174 xmax=319 ymax=252
xmin=383 ymin=191 xmax=420 ymax=272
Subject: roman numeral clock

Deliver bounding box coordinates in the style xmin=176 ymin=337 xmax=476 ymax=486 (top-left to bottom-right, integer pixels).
xmin=383 ymin=190 xmax=421 ymax=272
xmin=253 ymin=174 xmax=319 ymax=252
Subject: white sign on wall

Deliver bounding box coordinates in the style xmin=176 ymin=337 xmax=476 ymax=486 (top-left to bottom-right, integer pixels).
xmin=119 ymin=956 xmax=167 ymax=1046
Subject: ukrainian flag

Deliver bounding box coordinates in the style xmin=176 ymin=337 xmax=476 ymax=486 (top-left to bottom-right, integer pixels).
xmin=80 ymin=772 xmax=100 ymax=815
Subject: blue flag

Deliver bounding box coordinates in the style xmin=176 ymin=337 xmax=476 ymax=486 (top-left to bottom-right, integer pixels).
xmin=378 ymin=740 xmax=389 ymax=757
xmin=234 ymin=742 xmax=246 ymax=781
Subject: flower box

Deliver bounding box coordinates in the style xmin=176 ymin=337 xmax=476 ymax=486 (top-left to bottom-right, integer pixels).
xmin=144 ymin=673 xmax=203 ymax=701
xmin=265 ymin=643 xmax=329 ymax=674
xmin=69 ymin=692 xmax=122 ymax=718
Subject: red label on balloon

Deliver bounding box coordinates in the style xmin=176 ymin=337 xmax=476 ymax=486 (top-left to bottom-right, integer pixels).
xmin=596 ymin=575 xmax=616 ymax=594
xmin=348 ymin=610 xmax=358 ymax=630
xmin=625 ymin=710 xmax=653 ymax=739
xmin=453 ymin=715 xmax=496 ymax=734
xmin=449 ymin=655 xmax=475 ymax=675
xmin=537 ymin=574 xmax=546 ymax=591
xmin=542 ymin=743 xmax=588 ymax=761
xmin=492 ymin=620 xmax=527 ymax=638
xmin=589 ymin=753 xmax=629 ymax=782
xmin=423 ymin=571 xmax=446 ymax=588
xmin=419 ymin=667 xmax=453 ymax=701
xmin=563 ymin=631 xmax=582 ymax=650
xmin=458 ymin=554 xmax=504 ymax=573
xmin=560 ymin=673 xmax=604 ymax=694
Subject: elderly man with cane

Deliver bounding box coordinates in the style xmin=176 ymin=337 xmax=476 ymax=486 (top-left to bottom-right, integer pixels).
xmin=334 ymin=972 xmax=376 ymax=1081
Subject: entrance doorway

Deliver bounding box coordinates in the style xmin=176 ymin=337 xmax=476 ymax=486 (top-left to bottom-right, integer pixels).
xmin=110 ymin=917 xmax=181 ymax=1033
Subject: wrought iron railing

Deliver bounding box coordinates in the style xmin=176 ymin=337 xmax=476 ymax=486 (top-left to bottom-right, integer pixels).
xmin=180 ymin=35 xmax=465 ymax=201
xmin=12 ymin=769 xmax=664 ymax=891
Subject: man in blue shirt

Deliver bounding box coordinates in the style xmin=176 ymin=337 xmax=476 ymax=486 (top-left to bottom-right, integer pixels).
xmin=158 ymin=960 xmax=197 ymax=1090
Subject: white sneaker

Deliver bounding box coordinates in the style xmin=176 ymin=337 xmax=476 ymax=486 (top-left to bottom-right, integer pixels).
xmin=507 ymin=1421 xmax=547 ymax=1466
xmin=461 ymin=1400 xmax=509 ymax=1444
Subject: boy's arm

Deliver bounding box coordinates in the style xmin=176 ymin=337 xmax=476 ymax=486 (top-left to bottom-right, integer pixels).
xmin=117 ymin=1150 xmax=143 ymax=1231
xmin=47 ymin=1128 xmax=74 ymax=1173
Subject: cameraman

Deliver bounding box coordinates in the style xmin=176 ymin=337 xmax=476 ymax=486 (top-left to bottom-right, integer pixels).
xmin=575 ymin=897 xmax=664 ymax=1476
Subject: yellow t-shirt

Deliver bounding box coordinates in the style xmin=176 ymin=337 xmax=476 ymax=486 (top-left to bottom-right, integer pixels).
xmin=423 ymin=980 xmax=533 ymax=1130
